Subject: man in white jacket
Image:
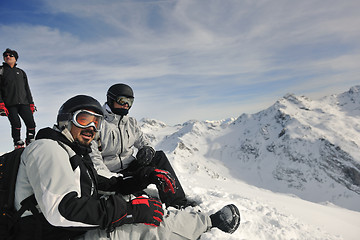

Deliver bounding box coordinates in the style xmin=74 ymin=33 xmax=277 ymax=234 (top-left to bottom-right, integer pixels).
xmin=14 ymin=94 xmax=240 ymax=240
xmin=90 ymin=83 xmax=194 ymax=208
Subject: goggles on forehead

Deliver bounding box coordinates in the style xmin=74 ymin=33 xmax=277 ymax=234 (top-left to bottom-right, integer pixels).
xmin=71 ymin=109 xmax=103 ymax=131
xmin=115 ymin=96 xmax=134 ymax=107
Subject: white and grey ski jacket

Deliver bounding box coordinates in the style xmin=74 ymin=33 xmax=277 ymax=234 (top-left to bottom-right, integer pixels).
xmin=14 ymin=127 xmax=147 ymax=233
xmin=90 ymin=104 xmax=152 ymax=176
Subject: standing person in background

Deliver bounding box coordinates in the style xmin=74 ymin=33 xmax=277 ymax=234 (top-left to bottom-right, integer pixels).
xmin=90 ymin=83 xmax=196 ymax=209
xmin=0 ymin=48 xmax=36 ymax=149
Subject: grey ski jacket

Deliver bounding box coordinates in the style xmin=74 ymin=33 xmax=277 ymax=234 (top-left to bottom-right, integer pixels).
xmin=90 ymin=104 xmax=152 ymax=176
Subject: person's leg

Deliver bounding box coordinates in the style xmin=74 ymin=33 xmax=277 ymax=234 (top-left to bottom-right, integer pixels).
xmin=16 ymin=214 xmax=85 ymax=240
xmin=150 ymin=151 xmax=189 ymax=208
xmin=7 ymin=105 xmax=23 ymax=145
xmin=74 ymin=209 xmax=212 ymax=240
xmin=18 ymin=104 xmax=36 ymax=145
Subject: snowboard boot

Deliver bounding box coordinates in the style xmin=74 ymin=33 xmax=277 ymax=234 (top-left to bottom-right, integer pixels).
xmin=210 ymin=204 xmax=240 ymax=234
xmin=14 ymin=140 xmax=25 ymax=149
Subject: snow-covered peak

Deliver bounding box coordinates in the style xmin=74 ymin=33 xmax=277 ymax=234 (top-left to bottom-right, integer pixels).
xmin=142 ymin=86 xmax=360 ymax=213
xmin=140 ymin=118 xmax=167 ymax=129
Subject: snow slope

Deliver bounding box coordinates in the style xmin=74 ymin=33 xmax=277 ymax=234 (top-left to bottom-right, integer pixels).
xmin=140 ymin=86 xmax=360 ymax=240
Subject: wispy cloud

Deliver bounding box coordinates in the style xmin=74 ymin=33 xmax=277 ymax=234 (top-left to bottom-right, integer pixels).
xmin=0 ymin=0 xmax=360 ymax=151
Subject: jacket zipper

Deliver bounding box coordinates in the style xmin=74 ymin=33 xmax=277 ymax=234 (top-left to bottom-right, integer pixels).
xmin=118 ymin=116 xmax=124 ymax=169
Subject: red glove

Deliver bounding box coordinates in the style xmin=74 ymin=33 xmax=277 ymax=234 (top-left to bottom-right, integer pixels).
xmin=151 ymin=169 xmax=177 ymax=194
xmin=0 ymin=103 xmax=9 ymax=116
xmin=30 ymin=104 xmax=37 ymax=113
xmin=127 ymin=196 xmax=164 ymax=227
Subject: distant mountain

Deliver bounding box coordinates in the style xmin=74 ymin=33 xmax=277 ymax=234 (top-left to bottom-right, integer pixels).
xmin=140 ymin=86 xmax=360 ymax=211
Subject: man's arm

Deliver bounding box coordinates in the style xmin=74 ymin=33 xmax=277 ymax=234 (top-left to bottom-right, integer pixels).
xmin=0 ymin=66 xmax=5 ymax=103
xmin=90 ymin=139 xmax=120 ymax=178
xmin=21 ymin=70 xmax=34 ymax=104
xmin=23 ymin=139 xmax=128 ymax=229
xmin=131 ymin=117 xmax=152 ymax=150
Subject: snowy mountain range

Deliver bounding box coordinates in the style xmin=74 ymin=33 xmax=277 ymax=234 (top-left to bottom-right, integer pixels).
xmin=139 ymin=86 xmax=360 ymax=239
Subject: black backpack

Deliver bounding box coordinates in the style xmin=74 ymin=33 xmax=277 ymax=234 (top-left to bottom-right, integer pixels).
xmin=0 ymin=148 xmax=37 ymax=240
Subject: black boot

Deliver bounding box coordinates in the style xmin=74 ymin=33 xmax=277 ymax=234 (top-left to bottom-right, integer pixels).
xmin=210 ymin=204 xmax=240 ymax=234
xmin=14 ymin=140 xmax=25 ymax=149
xmin=26 ymin=128 xmax=36 ymax=146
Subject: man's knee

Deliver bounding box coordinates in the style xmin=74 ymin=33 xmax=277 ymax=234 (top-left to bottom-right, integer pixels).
xmin=153 ymin=150 xmax=169 ymax=165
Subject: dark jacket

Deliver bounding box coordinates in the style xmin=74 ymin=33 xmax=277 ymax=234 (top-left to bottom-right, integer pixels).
xmin=0 ymin=63 xmax=34 ymax=106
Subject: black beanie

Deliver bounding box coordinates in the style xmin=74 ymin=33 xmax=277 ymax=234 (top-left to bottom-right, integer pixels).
xmin=3 ymin=48 xmax=19 ymax=60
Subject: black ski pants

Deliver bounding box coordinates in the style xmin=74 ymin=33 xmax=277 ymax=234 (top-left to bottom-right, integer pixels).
xmin=127 ymin=151 xmax=187 ymax=208
xmin=7 ymin=104 xmax=36 ymax=144
xmin=150 ymin=151 xmax=187 ymax=208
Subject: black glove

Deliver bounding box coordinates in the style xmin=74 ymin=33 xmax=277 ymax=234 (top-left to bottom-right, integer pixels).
xmin=150 ymin=169 xmax=177 ymax=194
xmin=136 ymin=146 xmax=155 ymax=166
xmin=126 ymin=196 xmax=164 ymax=227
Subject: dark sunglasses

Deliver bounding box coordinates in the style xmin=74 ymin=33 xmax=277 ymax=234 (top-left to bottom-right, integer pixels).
xmin=4 ymin=54 xmax=14 ymax=58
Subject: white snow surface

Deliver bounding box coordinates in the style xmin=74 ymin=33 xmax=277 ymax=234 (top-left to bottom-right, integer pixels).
xmin=139 ymin=86 xmax=360 ymax=240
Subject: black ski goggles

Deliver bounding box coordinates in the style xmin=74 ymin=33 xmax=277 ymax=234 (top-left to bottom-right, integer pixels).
xmin=115 ymin=96 xmax=134 ymax=107
xmin=71 ymin=110 xmax=103 ymax=131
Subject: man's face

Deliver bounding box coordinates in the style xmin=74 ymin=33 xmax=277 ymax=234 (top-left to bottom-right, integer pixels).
xmin=70 ymin=124 xmax=96 ymax=146
xmin=4 ymin=53 xmax=16 ymax=66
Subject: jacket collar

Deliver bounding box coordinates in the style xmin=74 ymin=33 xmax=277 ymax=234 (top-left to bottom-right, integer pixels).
xmin=103 ymin=103 xmax=128 ymax=124
xmin=36 ymin=126 xmax=92 ymax=155
xmin=2 ymin=62 xmax=17 ymax=68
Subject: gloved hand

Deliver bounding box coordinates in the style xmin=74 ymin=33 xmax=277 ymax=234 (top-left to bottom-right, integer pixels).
xmin=30 ymin=104 xmax=37 ymax=113
xmin=127 ymin=196 xmax=164 ymax=227
xmin=0 ymin=102 xmax=9 ymax=116
xmin=136 ymin=146 xmax=155 ymax=166
xmin=150 ymin=169 xmax=177 ymax=194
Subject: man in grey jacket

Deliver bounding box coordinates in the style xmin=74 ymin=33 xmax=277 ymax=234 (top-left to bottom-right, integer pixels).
xmin=90 ymin=83 xmax=193 ymax=208
xmin=14 ymin=94 xmax=240 ymax=239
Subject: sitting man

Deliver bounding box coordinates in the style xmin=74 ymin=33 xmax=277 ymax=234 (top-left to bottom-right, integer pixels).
xmin=90 ymin=83 xmax=194 ymax=208
xmin=14 ymin=94 xmax=240 ymax=239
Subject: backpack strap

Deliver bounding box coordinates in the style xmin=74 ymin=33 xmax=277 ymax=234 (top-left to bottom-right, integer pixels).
xmin=11 ymin=194 xmax=37 ymax=222
xmin=10 ymin=194 xmax=42 ymax=239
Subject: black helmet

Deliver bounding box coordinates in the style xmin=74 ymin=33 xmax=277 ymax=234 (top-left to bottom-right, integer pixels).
xmin=3 ymin=48 xmax=19 ymax=60
xmin=57 ymin=95 xmax=104 ymax=130
xmin=106 ymin=83 xmax=134 ymax=116
xmin=107 ymin=83 xmax=134 ymax=102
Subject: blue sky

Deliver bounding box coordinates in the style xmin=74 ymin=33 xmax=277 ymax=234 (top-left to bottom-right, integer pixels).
xmin=1 ymin=0 xmax=360 ymax=152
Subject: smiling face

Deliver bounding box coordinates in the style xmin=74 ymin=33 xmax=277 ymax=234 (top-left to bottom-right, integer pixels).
xmin=70 ymin=123 xmax=96 ymax=146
